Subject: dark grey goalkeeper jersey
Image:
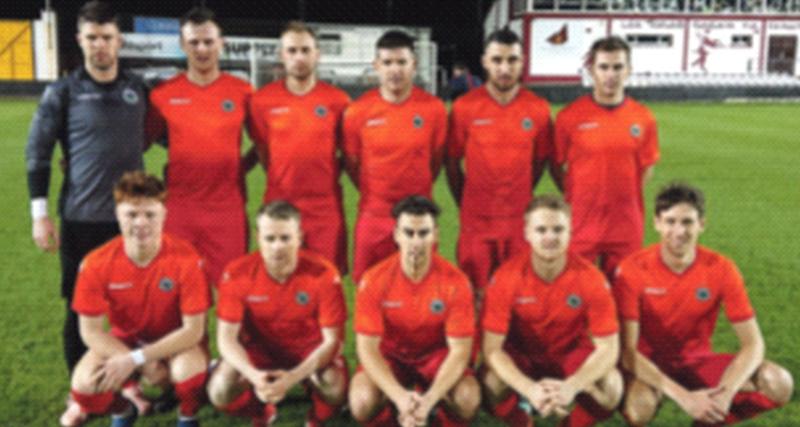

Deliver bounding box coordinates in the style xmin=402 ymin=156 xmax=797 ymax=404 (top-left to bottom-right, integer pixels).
xmin=25 ymin=68 xmax=147 ymax=222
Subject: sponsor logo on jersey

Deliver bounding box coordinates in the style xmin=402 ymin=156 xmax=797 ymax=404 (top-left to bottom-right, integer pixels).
xmin=221 ymin=99 xmax=235 ymax=112
xmin=246 ymin=294 xmax=270 ymax=303
xmin=108 ymin=282 xmax=133 ymax=290
xmin=122 ymin=88 xmax=139 ymax=104
xmin=169 ymin=97 xmax=191 ymax=105
xmin=382 ymin=300 xmax=403 ymax=308
xmin=630 ymin=124 xmax=642 ymax=137
xmin=472 ymin=118 xmax=493 ymax=126
xmin=430 ymin=299 xmax=445 ymax=314
xmin=521 ymin=117 xmax=533 ymax=130
xmin=315 ymin=105 xmax=328 ymax=118
xmin=270 ymin=106 xmax=289 ymax=115
xmin=644 ymin=287 xmax=667 ymax=295
xmin=566 ymin=294 xmax=582 ymax=308
xmin=578 ymin=122 xmax=599 ymax=130
xmin=696 ymin=287 xmax=711 ymax=301
xmin=77 ymin=93 xmax=102 ymax=101
xmin=366 ymin=118 xmax=387 ymax=127
xmin=295 ymin=291 xmax=310 ymax=305
xmin=515 ymin=296 xmax=537 ymax=305
xmin=158 ymin=277 xmax=175 ymax=292
xmin=413 ymin=114 xmax=424 ymax=129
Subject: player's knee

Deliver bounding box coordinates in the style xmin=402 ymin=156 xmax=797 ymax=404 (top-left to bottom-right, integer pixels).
xmin=598 ymin=368 xmax=624 ymax=410
xmin=169 ymin=346 xmax=207 ymax=383
xmin=348 ymin=375 xmax=381 ymax=422
xmin=316 ymin=364 xmax=348 ymax=404
xmin=140 ymin=361 xmax=169 ymax=388
xmin=480 ymin=366 xmax=509 ymax=403
xmin=623 ymin=386 xmax=659 ymax=426
xmin=451 ymin=376 xmax=481 ymax=419
xmin=206 ymin=374 xmax=234 ymax=407
xmin=70 ymin=351 xmax=104 ymax=393
xmin=757 ymin=361 xmax=794 ymax=406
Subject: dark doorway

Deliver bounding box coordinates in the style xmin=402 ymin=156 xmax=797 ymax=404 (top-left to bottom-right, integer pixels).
xmin=767 ymin=35 xmax=797 ymax=75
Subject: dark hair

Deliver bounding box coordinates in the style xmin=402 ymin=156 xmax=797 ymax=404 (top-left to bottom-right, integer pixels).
xmin=586 ymin=36 xmax=630 ymax=66
xmin=485 ymin=27 xmax=521 ymax=48
xmin=77 ymin=1 xmax=118 ymax=28
xmin=257 ymin=200 xmax=302 ymax=222
xmin=180 ymin=7 xmax=220 ymax=32
xmin=113 ymin=171 xmax=166 ymax=203
xmin=281 ymin=20 xmax=317 ymax=40
xmin=525 ymin=194 xmax=571 ymax=217
xmin=376 ymin=30 xmax=416 ymax=53
xmin=392 ymin=195 xmax=440 ymax=220
xmin=655 ymin=182 xmax=706 ymax=218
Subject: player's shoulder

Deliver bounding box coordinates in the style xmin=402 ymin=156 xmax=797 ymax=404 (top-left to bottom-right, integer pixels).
xmin=149 ymin=73 xmax=186 ymax=100
xmin=568 ymin=254 xmax=608 ymax=284
xmin=161 ymin=233 xmax=205 ymax=263
xmin=493 ymin=250 xmax=531 ymax=281
xmin=345 ymin=89 xmax=379 ymax=117
xmin=82 ymin=236 xmax=125 ymax=267
xmin=252 ymin=80 xmax=284 ymax=98
xmin=432 ymin=254 xmax=471 ymax=286
xmin=297 ymin=250 xmax=341 ymax=281
xmin=555 ymin=94 xmax=591 ymax=121
xmin=518 ymin=87 xmax=552 ymax=108
xmin=413 ymin=87 xmax=446 ymax=110
xmin=615 ymin=244 xmax=660 ymax=280
xmin=221 ymin=251 xmax=262 ymax=281
xmin=316 ymin=81 xmax=350 ymax=100
xmin=220 ymin=72 xmax=253 ymax=91
xmin=695 ymin=245 xmax=737 ymax=272
xmin=623 ymin=96 xmax=656 ymax=118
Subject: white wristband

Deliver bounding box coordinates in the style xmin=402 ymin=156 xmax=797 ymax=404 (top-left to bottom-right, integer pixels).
xmin=129 ymin=349 xmax=146 ymax=366
xmin=31 ymin=198 xmax=48 ymax=220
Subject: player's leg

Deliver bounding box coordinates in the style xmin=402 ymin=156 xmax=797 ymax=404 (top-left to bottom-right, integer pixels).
xmin=750 ymin=360 xmax=793 ymax=406
xmin=558 ymin=347 xmax=620 ymax=427
xmin=352 ymin=213 xmax=396 ymax=282
xmin=349 ymin=370 xmax=394 ymax=426
xmin=437 ymin=374 xmax=481 ymax=426
xmin=620 ymin=377 xmax=662 ymax=426
xmin=306 ymin=354 xmax=350 ymax=426
xmin=199 ymin=207 xmax=249 ymax=285
xmin=207 ymin=358 xmax=267 ymax=421
xmin=479 ymin=365 xmax=532 ymax=426
xmin=599 ymin=239 xmax=641 ymax=280
xmin=302 ymin=208 xmax=349 ymax=276
xmin=168 ymin=344 xmax=209 ymax=425
xmin=63 ymin=350 xmax=131 ymax=425
xmin=569 ymin=238 xmax=601 ymax=270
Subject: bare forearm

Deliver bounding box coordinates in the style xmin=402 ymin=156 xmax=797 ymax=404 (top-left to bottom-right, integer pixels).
xmin=219 ymin=335 xmax=261 ymax=381
xmin=487 ymin=349 xmax=538 ymax=396
xmin=141 ymin=325 xmax=203 ymax=363
xmin=82 ymin=331 xmax=131 ymax=358
xmin=358 ymin=342 xmax=406 ymax=402
xmin=565 ymin=341 xmax=618 ymax=392
xmin=424 ymin=346 xmax=470 ymax=403
xmin=288 ymin=338 xmax=339 ymax=385
xmin=717 ymin=343 xmax=764 ymax=399
xmin=626 ymin=350 xmax=687 ymax=402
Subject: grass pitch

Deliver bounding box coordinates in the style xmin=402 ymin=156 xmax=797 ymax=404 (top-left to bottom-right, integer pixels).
xmin=0 ymin=98 xmax=797 ymax=426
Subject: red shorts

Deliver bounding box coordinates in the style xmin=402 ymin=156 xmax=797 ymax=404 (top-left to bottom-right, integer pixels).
xmin=352 ymin=213 xmax=396 ymax=282
xmin=301 ymin=212 xmax=348 ymax=275
xmin=506 ymin=345 xmax=594 ymax=379
xmin=457 ymin=216 xmax=527 ymax=290
xmin=358 ymin=348 xmax=474 ymax=389
xmin=247 ymin=349 xmax=348 ymax=376
xmin=651 ymin=352 xmax=735 ymax=389
xmin=165 ymin=200 xmax=248 ymax=284
xmin=569 ymin=238 xmax=641 ymax=279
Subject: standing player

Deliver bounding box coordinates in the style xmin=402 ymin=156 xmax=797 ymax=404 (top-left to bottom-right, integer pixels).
xmin=59 ymin=172 xmax=210 ymax=427
xmin=343 ymin=31 xmax=448 ymax=281
xmin=147 ymin=7 xmax=254 ymax=284
xmin=615 ymin=183 xmax=793 ymax=426
xmin=553 ymin=36 xmax=659 ymax=278
xmin=482 ymin=195 xmax=623 ymax=427
xmin=207 ymin=201 xmax=348 ymax=427
xmin=25 ymin=0 xmax=147 ymax=381
xmin=349 ymin=196 xmax=479 ymax=427
xmin=446 ymin=28 xmax=553 ymax=293
xmin=249 ymin=21 xmax=350 ymax=274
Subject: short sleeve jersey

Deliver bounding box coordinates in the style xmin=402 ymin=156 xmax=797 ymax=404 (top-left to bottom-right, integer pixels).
xmin=554 ymin=95 xmax=659 ymax=242
xmin=343 ymin=87 xmax=447 ymax=215
xmin=249 ymin=81 xmax=350 ymax=210
xmin=355 ymin=253 xmax=475 ymax=363
xmin=613 ymin=244 xmax=755 ymax=361
xmin=448 ymin=86 xmax=553 ymax=219
xmin=148 ymin=73 xmax=253 ymax=205
xmin=72 ymin=234 xmax=211 ymax=344
xmin=483 ymin=251 xmax=618 ymax=361
xmin=217 ymin=250 xmax=346 ymax=361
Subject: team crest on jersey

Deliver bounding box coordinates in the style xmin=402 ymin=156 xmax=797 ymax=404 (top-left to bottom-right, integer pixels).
xmin=413 ymin=114 xmax=424 ymax=128
xmin=122 ymin=88 xmax=139 ymax=104
xmin=630 ymin=124 xmax=642 ymax=137
xmin=296 ymin=291 xmax=310 ymax=306
xmin=158 ymin=277 xmax=175 ymax=292
xmin=314 ymin=105 xmax=328 ymax=118
xmin=521 ymin=117 xmax=533 ymax=131
xmin=566 ymin=294 xmax=582 ymax=309
xmin=696 ymin=287 xmax=711 ymax=301
xmin=221 ymin=99 xmax=235 ymax=112
xmin=430 ymin=299 xmax=445 ymax=314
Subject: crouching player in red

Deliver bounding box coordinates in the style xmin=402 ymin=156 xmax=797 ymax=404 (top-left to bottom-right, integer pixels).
xmin=482 ymin=195 xmax=623 ymax=427
xmin=207 ymin=201 xmax=348 ymax=426
xmin=350 ymin=196 xmax=480 ymax=427
xmin=61 ymin=171 xmax=211 ymax=427
xmin=615 ymin=183 xmax=794 ymax=426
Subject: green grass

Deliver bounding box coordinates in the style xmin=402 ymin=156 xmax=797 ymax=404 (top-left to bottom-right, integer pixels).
xmin=0 ymin=98 xmax=797 ymax=426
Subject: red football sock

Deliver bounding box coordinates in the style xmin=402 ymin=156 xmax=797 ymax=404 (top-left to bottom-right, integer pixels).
xmin=559 ymin=396 xmax=612 ymax=427
xmin=692 ymin=392 xmax=780 ymax=426
xmin=487 ymin=393 xmax=532 ymax=426
xmin=307 ymin=389 xmax=342 ymax=423
xmin=174 ymin=371 xmax=208 ymax=417
xmin=434 ymin=406 xmax=471 ymax=427
xmin=71 ymin=390 xmax=127 ymax=415
xmin=363 ymin=404 xmax=398 ymax=427
xmin=221 ymin=388 xmax=263 ymax=418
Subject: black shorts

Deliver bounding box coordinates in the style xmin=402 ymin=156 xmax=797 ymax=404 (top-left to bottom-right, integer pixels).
xmin=59 ymin=220 xmax=119 ymax=299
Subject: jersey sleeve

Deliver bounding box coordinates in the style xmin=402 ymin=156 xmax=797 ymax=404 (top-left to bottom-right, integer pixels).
xmin=71 ymin=257 xmax=109 ymax=316
xmin=446 ymin=100 xmax=468 ymax=159
xmin=637 ymin=111 xmax=659 ymax=168
xmin=354 ymin=274 xmax=384 ymax=336
xmin=318 ymin=269 xmax=347 ymax=328
xmin=584 ymin=273 xmax=619 ymax=337
xmin=720 ymin=261 xmax=755 ymax=323
xmin=612 ymin=263 xmax=641 ymax=321
xmin=342 ymin=104 xmax=362 ymax=165
xmin=534 ymin=104 xmax=554 ymax=162
xmin=445 ymin=275 xmax=475 ymax=338
xmin=481 ymin=271 xmax=514 ymax=335
xmin=430 ymin=101 xmax=448 ymax=171
xmin=179 ymin=256 xmax=211 ymax=315
xmin=144 ymin=91 xmax=167 ymax=145
xmin=553 ymin=111 xmax=571 ymax=165
xmin=216 ymin=266 xmax=246 ymax=323
xmin=25 ymin=82 xmax=66 ymax=199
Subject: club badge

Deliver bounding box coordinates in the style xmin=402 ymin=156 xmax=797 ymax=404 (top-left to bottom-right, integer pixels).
xmin=566 ymin=294 xmax=582 ymax=309
xmin=630 ymin=124 xmax=642 ymax=137
xmin=413 ymin=114 xmax=424 ymax=129
xmin=696 ymin=287 xmax=711 ymax=301
xmin=158 ymin=277 xmax=174 ymax=292
xmin=430 ymin=299 xmax=445 ymax=314
xmin=122 ymin=88 xmax=139 ymax=105
xmin=521 ymin=117 xmax=533 ymax=131
xmin=296 ymin=291 xmax=310 ymax=306
xmin=314 ymin=105 xmax=328 ymax=118
xmin=222 ymin=99 xmax=235 ymax=112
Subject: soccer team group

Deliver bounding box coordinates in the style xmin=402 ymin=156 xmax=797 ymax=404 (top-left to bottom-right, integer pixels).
xmin=25 ymin=2 xmax=794 ymax=427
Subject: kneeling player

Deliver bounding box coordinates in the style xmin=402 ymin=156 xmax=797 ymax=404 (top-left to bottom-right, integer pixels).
xmin=482 ymin=195 xmax=623 ymax=426
xmin=60 ymin=171 xmax=211 ymax=427
xmin=349 ymin=196 xmax=480 ymax=427
xmin=615 ymin=183 xmax=794 ymax=426
xmin=207 ymin=201 xmax=348 ymax=426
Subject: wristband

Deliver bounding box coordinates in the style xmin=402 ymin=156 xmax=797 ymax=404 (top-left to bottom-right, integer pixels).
xmin=129 ymin=349 xmax=146 ymax=366
xmin=31 ymin=198 xmax=48 ymax=220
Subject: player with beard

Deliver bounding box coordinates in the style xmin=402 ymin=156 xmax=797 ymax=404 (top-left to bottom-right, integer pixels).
xmin=249 ymin=21 xmax=350 ymax=274
xmin=343 ymin=31 xmax=448 ymax=282
xmin=482 ymin=195 xmax=622 ymax=427
xmin=350 ymin=196 xmax=479 ymax=427
xmin=553 ymin=36 xmax=659 ymax=279
xmin=446 ymin=28 xmax=553 ymax=294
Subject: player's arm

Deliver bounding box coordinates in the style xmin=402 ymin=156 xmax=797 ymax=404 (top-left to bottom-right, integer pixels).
xmin=483 ymin=331 xmax=549 ymax=411
xmin=138 ymin=312 xmax=206 ymax=362
xmin=642 ymin=165 xmax=655 ymax=188
xmin=143 ymin=100 xmax=168 ymax=150
xmin=549 ymin=161 xmax=565 ymax=192
xmin=429 ymin=105 xmax=448 ymax=180
xmin=79 ymin=314 xmax=139 ymax=391
xmin=532 ymin=112 xmax=554 ymax=189
xmin=444 ymin=155 xmax=464 ymax=205
xmin=272 ymin=326 xmax=342 ymax=396
xmin=356 ymin=333 xmax=408 ymax=405
xmin=546 ymin=333 xmax=618 ymax=407
xmin=417 ymin=336 xmax=472 ymax=418
xmin=444 ymin=105 xmax=466 ymax=204
xmin=713 ymin=318 xmax=765 ymax=411
xmin=341 ymin=108 xmax=361 ymax=188
xmin=217 ymin=319 xmax=265 ymax=384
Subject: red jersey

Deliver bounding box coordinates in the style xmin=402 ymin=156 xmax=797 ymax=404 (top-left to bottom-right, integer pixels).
xmin=72 ymin=234 xmax=211 ymax=344
xmin=249 ymin=81 xmax=350 ymax=211
xmin=343 ymin=87 xmax=447 ymax=215
xmin=448 ymin=86 xmax=553 ymax=218
xmin=217 ymin=250 xmax=346 ymax=361
xmin=614 ymin=244 xmax=755 ymax=362
xmin=482 ymin=250 xmax=618 ymax=362
xmin=148 ymin=73 xmax=253 ymax=206
xmin=355 ymin=253 xmax=475 ymax=363
xmin=554 ymin=95 xmax=659 ymax=242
